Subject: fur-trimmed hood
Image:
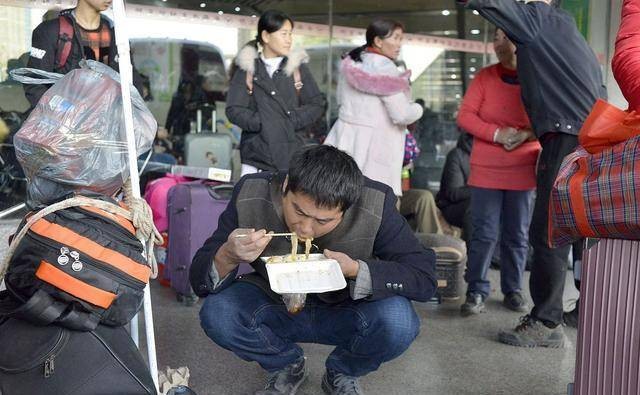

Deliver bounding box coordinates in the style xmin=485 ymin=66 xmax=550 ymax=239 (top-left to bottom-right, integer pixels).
xmin=235 ymin=45 xmax=309 ymax=76
xmin=341 ymin=53 xmax=411 ymax=96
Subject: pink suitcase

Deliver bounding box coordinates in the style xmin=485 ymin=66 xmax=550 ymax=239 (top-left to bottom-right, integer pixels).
xmin=144 ymin=174 xmax=190 ymax=233
xmin=573 ymin=239 xmax=640 ymax=395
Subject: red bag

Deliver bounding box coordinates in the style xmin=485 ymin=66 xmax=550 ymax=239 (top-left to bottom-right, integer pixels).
xmin=579 ymin=99 xmax=640 ymax=154
xmin=550 ymin=100 xmax=640 ymax=247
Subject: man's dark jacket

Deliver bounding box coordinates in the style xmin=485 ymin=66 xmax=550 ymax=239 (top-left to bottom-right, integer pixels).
xmin=436 ymin=132 xmax=472 ymax=211
xmin=190 ymin=172 xmax=437 ymax=303
xmin=466 ymin=0 xmax=607 ymax=137
xmin=25 ymin=9 xmax=142 ymax=108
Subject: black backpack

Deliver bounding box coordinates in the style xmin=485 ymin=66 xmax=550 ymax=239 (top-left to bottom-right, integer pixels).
xmin=2 ymin=197 xmax=151 ymax=331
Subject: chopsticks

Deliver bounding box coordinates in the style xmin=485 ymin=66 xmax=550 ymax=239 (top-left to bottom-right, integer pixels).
xmin=234 ymin=232 xmax=294 ymax=238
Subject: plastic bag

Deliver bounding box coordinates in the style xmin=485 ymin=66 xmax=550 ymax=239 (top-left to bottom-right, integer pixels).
xmin=578 ymin=99 xmax=640 ymax=154
xmin=11 ymin=60 xmax=156 ymax=207
xmin=282 ymin=293 xmax=307 ymax=314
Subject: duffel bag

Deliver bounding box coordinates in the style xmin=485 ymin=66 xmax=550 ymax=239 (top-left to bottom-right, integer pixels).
xmin=0 ymin=311 xmax=156 ymax=395
xmin=550 ymin=100 xmax=640 ymax=247
xmin=0 ymin=195 xmax=151 ymax=331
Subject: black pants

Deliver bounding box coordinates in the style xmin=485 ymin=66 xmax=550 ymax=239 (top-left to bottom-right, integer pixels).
xmin=529 ymin=133 xmax=578 ymax=326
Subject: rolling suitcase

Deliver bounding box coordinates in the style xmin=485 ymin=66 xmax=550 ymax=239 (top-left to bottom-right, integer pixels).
xmin=184 ymin=133 xmax=233 ymax=170
xmin=571 ymin=239 xmax=640 ymax=395
xmin=184 ymin=104 xmax=233 ymax=170
xmin=166 ymin=182 xmax=232 ymax=303
xmin=193 ymin=104 xmax=216 ymax=134
xmin=166 ymin=182 xmax=252 ymax=304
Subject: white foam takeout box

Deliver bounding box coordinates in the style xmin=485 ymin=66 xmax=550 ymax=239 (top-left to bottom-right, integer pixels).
xmin=261 ymin=253 xmax=347 ymax=294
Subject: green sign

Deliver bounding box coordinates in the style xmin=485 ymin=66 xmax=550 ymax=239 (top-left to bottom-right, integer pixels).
xmin=562 ymin=0 xmax=591 ymax=39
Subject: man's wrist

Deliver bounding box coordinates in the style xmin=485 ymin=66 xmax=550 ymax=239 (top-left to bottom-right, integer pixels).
xmin=214 ymin=243 xmax=238 ymax=275
xmin=347 ymin=259 xmax=360 ymax=279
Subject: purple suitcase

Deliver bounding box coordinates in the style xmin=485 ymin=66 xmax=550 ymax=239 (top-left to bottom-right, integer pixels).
xmin=166 ymin=182 xmax=239 ymax=298
xmin=572 ymin=239 xmax=640 ymax=395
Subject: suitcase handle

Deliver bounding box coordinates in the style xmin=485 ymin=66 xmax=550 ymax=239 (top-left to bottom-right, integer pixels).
xmin=206 ymin=184 xmax=234 ymax=200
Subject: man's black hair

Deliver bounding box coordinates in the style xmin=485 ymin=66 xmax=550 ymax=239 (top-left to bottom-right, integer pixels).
xmin=550 ymin=0 xmax=562 ymax=7
xmin=285 ymin=145 xmax=363 ymax=212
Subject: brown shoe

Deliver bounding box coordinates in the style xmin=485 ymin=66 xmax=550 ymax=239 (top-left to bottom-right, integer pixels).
xmin=498 ymin=315 xmax=565 ymax=348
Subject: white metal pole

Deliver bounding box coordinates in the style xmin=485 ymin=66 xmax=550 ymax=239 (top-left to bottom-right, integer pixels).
xmin=0 ymin=203 xmax=26 ymax=219
xmin=111 ymin=0 xmax=159 ymax=390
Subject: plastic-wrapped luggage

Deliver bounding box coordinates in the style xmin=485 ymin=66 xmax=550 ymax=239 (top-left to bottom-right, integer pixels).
xmin=10 ymin=60 xmax=156 ymax=207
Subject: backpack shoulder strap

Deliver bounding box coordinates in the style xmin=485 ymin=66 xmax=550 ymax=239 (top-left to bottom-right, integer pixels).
xmin=56 ymin=15 xmax=74 ymax=69
xmin=245 ymin=71 xmax=254 ymax=95
xmin=293 ymin=68 xmax=303 ymax=96
xmin=99 ymin=17 xmax=112 ymax=59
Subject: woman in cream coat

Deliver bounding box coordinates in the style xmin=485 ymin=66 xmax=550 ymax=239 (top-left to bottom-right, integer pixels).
xmin=325 ymin=19 xmax=423 ymax=196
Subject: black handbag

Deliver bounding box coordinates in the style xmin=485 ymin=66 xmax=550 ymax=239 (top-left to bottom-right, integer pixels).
xmin=0 ymin=312 xmax=156 ymax=395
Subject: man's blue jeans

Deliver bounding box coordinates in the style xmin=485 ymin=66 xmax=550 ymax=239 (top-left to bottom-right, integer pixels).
xmin=465 ymin=187 xmax=533 ymax=298
xmin=199 ymin=282 xmax=420 ymax=377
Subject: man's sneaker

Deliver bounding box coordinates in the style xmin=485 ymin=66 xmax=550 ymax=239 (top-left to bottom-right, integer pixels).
xmin=498 ymin=315 xmax=566 ymax=348
xmin=255 ymin=357 xmax=308 ymax=395
xmin=503 ymin=292 xmax=528 ymax=312
xmin=563 ymin=300 xmax=579 ymax=328
xmin=321 ymin=369 xmax=364 ymax=395
xmin=460 ymin=293 xmax=485 ymax=316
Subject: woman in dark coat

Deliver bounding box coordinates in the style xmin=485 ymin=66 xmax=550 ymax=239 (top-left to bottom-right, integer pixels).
xmin=226 ymin=10 xmax=325 ymax=174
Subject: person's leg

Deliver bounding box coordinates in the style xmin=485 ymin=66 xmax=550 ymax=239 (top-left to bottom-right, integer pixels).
xmin=312 ymin=296 xmax=420 ymax=378
xmin=499 ymin=134 xmax=576 ymax=348
xmin=150 ymin=152 xmax=177 ymax=165
xmin=199 ymin=282 xmax=311 ymax=373
xmin=564 ymin=239 xmax=584 ymax=327
xmin=500 ymin=189 xmax=534 ymax=295
xmin=528 ymin=135 xmax=576 ymax=327
xmin=571 ymin=239 xmax=584 ymax=291
xmin=464 ymin=187 xmax=502 ymax=299
xmin=399 ymin=189 xmax=443 ymax=234
xmin=499 ymin=190 xmax=534 ymax=311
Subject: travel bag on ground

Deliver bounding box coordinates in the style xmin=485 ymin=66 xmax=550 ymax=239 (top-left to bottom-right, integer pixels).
xmin=0 ymin=312 xmax=156 ymax=395
xmin=416 ymin=233 xmax=466 ymax=299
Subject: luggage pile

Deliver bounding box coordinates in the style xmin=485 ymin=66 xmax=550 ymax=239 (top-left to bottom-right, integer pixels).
xmin=1 ymin=61 xmax=159 ymax=394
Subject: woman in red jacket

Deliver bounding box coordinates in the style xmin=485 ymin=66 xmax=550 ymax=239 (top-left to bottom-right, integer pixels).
xmin=457 ymin=29 xmax=541 ymax=316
